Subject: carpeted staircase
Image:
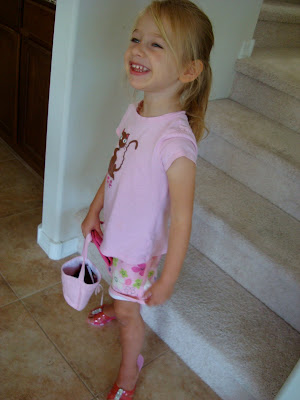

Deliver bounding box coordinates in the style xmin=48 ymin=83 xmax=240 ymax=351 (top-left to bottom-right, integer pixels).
xmin=77 ymin=1 xmax=300 ymax=399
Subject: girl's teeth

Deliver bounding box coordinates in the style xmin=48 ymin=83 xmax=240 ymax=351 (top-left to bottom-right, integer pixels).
xmin=132 ymin=64 xmax=149 ymax=72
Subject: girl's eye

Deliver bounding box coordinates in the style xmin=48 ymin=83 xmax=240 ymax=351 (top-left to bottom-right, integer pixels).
xmin=131 ymin=37 xmax=139 ymax=43
xmin=152 ymin=43 xmax=163 ymax=49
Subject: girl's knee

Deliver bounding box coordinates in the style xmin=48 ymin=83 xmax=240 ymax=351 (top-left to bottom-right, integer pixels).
xmin=114 ymin=300 xmax=140 ymax=325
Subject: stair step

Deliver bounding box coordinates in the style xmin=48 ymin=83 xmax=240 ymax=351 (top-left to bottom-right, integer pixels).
xmin=235 ymin=48 xmax=300 ymax=100
xmin=261 ymin=1 xmax=300 ymax=23
xmin=254 ymin=19 xmax=300 ymax=47
xmin=191 ymin=157 xmax=300 ymax=331
xmin=230 ymin=71 xmax=300 ymax=133
xmin=77 ymin=232 xmax=300 ymax=400
xmin=254 ymin=1 xmax=300 ymax=47
xmin=200 ymin=99 xmax=300 ymax=219
xmin=276 ymin=0 xmax=300 ymax=5
xmin=231 ymin=48 xmax=300 ymax=132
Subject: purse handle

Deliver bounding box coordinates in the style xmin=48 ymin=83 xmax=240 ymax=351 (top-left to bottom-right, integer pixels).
xmin=82 ymin=233 xmax=92 ymax=261
xmin=79 ymin=233 xmax=94 ymax=283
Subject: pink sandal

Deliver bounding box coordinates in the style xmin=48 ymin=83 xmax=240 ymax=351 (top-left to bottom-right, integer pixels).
xmin=107 ymin=355 xmax=144 ymax=400
xmin=87 ymin=304 xmax=116 ymax=326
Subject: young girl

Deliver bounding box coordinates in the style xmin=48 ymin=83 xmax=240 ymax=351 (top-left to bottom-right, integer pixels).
xmin=81 ymin=0 xmax=214 ymax=398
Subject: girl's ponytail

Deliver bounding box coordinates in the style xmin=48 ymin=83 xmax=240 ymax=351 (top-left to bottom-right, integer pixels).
xmin=182 ymin=61 xmax=213 ymax=142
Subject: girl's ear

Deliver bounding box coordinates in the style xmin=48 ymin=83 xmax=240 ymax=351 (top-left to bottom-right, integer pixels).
xmin=179 ymin=60 xmax=203 ymax=83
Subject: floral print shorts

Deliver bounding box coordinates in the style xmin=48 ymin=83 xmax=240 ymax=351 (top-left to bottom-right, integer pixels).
xmin=108 ymin=256 xmax=161 ymax=304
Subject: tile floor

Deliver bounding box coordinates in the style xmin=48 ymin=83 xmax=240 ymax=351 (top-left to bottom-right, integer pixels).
xmin=0 ymin=138 xmax=220 ymax=400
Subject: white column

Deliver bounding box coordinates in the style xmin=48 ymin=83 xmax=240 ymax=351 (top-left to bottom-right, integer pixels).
xmin=38 ymin=0 xmax=81 ymax=259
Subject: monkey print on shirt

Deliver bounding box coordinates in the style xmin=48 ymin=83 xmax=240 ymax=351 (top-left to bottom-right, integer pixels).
xmin=108 ymin=129 xmax=138 ymax=181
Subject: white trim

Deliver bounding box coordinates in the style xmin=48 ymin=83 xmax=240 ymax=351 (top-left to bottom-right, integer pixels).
xmin=238 ymin=39 xmax=255 ymax=59
xmin=37 ymin=224 xmax=78 ymax=260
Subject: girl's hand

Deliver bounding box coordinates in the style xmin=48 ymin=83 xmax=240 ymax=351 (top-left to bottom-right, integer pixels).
xmin=144 ymin=279 xmax=174 ymax=307
xmin=81 ymin=208 xmax=102 ymax=238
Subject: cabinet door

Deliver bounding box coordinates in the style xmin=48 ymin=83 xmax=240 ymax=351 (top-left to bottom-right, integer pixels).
xmin=0 ymin=23 xmax=20 ymax=144
xmin=18 ymin=37 xmax=52 ymax=175
xmin=0 ymin=0 xmax=22 ymax=30
xmin=23 ymin=0 xmax=55 ymax=48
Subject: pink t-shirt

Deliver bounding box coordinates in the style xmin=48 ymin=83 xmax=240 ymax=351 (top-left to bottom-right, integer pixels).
xmin=100 ymin=103 xmax=198 ymax=264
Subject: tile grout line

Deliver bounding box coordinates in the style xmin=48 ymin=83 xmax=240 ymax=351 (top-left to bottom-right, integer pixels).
xmin=0 ymin=157 xmax=17 ymax=163
xmin=0 ymin=139 xmax=44 ymax=184
xmin=0 ymin=203 xmax=44 ymax=220
xmin=18 ymin=281 xmax=62 ymax=300
xmin=0 ymin=270 xmax=62 ymax=306
xmin=0 ymin=269 xmax=21 ymax=306
xmin=0 ymin=297 xmax=22 ymax=308
xmin=20 ymin=297 xmax=97 ymax=398
xmin=142 ymin=348 xmax=170 ymax=368
xmin=0 ymin=205 xmax=43 ymax=220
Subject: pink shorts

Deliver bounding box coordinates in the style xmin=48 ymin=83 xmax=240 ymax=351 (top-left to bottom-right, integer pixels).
xmin=109 ymin=256 xmax=161 ymax=304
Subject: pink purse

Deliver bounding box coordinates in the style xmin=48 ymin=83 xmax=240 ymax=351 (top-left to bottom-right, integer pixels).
xmin=61 ymin=233 xmax=103 ymax=311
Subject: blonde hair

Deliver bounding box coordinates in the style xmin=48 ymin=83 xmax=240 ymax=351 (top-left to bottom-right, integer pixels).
xmin=137 ymin=0 xmax=214 ymax=142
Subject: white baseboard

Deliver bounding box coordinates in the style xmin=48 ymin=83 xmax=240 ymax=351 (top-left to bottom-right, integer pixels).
xmin=37 ymin=224 xmax=79 ymax=260
xmin=238 ymin=39 xmax=255 ymax=59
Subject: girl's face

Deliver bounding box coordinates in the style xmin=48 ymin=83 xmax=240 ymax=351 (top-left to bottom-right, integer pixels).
xmin=124 ymin=13 xmax=183 ymax=97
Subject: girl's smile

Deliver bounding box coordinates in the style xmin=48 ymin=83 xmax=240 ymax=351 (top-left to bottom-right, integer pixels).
xmin=130 ymin=62 xmax=150 ymax=75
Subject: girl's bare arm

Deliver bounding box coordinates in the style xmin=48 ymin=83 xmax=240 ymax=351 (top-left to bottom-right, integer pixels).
xmin=145 ymin=157 xmax=196 ymax=306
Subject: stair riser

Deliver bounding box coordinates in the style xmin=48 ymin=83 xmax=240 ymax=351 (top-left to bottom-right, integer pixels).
xmin=230 ymin=72 xmax=300 ymax=133
xmin=254 ymin=21 xmax=300 ymax=47
xmin=198 ymin=134 xmax=300 ymax=220
xmin=278 ymin=0 xmax=300 ymax=4
xmin=190 ymin=213 xmax=300 ymax=332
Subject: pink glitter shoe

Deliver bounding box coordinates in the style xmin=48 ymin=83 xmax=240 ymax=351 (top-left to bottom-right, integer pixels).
xmin=87 ymin=304 xmax=116 ymax=326
xmin=107 ymin=355 xmax=144 ymax=400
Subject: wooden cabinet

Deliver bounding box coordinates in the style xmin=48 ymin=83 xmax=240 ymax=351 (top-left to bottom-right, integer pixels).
xmin=0 ymin=0 xmax=55 ymax=177
xmin=0 ymin=21 xmax=20 ymax=144
xmin=0 ymin=0 xmax=22 ymax=144
xmin=0 ymin=0 xmax=22 ymax=29
xmin=18 ymin=36 xmax=52 ymax=169
xmin=19 ymin=0 xmax=55 ymax=175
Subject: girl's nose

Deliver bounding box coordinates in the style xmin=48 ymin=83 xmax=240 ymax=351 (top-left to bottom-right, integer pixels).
xmin=132 ymin=43 xmax=146 ymax=57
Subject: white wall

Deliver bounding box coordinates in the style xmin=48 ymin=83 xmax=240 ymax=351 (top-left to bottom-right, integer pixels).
xmin=199 ymin=0 xmax=262 ymax=98
xmin=38 ymin=0 xmax=262 ymax=259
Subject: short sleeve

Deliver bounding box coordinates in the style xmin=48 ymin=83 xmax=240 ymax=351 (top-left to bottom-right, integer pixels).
xmin=160 ymin=136 xmax=198 ymax=171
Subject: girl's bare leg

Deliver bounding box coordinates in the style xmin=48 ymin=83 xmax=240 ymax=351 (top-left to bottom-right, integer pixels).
xmin=114 ymin=299 xmax=144 ymax=391
xmin=102 ymin=303 xmax=116 ymax=317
